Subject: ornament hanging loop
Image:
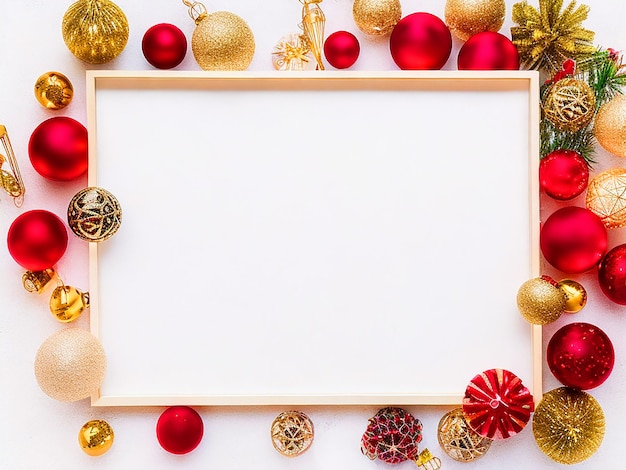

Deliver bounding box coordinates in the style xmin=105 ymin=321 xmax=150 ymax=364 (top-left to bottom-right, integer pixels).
xmin=0 ymin=125 xmax=25 ymax=207
xmin=182 ymin=0 xmax=208 ymax=24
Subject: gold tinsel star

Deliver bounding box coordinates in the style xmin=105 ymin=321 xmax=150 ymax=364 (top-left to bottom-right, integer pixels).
xmin=511 ymin=0 xmax=596 ymax=73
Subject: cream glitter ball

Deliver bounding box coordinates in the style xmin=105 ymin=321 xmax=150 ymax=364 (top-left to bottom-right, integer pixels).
xmin=34 ymin=328 xmax=106 ymax=402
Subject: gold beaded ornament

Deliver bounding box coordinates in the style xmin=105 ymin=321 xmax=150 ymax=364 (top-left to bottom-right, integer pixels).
xmin=437 ymin=408 xmax=492 ymax=462
xmin=34 ymin=72 xmax=74 ymax=110
xmin=543 ymin=77 xmax=596 ymax=133
xmin=270 ymin=411 xmax=314 ymax=457
xmin=78 ymin=419 xmax=115 ymax=456
xmin=67 ymin=187 xmax=122 ymax=242
xmin=0 ymin=125 xmax=25 ymax=207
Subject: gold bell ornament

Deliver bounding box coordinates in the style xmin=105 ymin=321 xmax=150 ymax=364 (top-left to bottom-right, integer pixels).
xmin=49 ymin=284 xmax=90 ymax=323
xmin=0 ymin=125 xmax=25 ymax=207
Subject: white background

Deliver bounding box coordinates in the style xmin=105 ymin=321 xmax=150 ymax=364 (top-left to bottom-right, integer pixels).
xmin=0 ymin=0 xmax=625 ymax=469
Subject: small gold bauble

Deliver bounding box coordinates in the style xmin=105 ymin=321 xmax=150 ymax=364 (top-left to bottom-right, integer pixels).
xmin=556 ymin=279 xmax=587 ymax=313
xmin=437 ymin=408 xmax=492 ymax=462
xmin=78 ymin=419 xmax=114 ymax=456
xmin=61 ymin=0 xmax=129 ymax=64
xmin=516 ymin=276 xmax=567 ymax=325
xmin=271 ymin=411 xmax=314 ymax=457
xmin=543 ymin=78 xmax=596 ymax=133
xmin=50 ymin=285 xmax=90 ymax=323
xmin=594 ymin=94 xmax=626 ymax=158
xmin=444 ymin=0 xmax=506 ymax=41
xmin=352 ymin=0 xmax=402 ymax=36
xmin=533 ymin=387 xmax=605 ymax=465
xmin=68 ymin=187 xmax=122 ymax=242
xmin=34 ymin=72 xmax=74 ymax=110
xmin=585 ymin=168 xmax=626 ymax=229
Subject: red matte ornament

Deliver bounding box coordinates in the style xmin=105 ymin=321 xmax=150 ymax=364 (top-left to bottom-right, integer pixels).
xmin=462 ymin=368 xmax=534 ymax=440
xmin=142 ymin=23 xmax=188 ymax=69
xmin=389 ymin=12 xmax=452 ymax=70
xmin=539 ymin=149 xmax=589 ymax=200
xmin=323 ymin=31 xmax=360 ymax=69
xmin=547 ymin=322 xmax=615 ymax=390
xmin=540 ymin=206 xmax=607 ymax=274
xmin=457 ymin=31 xmax=520 ymax=70
xmin=361 ymin=407 xmax=422 ymax=464
xmin=156 ymin=406 xmax=204 ymax=454
xmin=7 ymin=210 xmax=68 ymax=271
xmin=598 ymin=244 xmax=626 ymax=304
xmin=28 ymin=116 xmax=88 ymax=181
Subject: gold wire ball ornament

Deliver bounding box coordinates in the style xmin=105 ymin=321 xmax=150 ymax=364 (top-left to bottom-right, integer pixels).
xmin=272 ymin=33 xmax=317 ymax=71
xmin=594 ymin=94 xmax=626 ymax=158
xmin=585 ymin=168 xmax=626 ymax=229
xmin=543 ymin=78 xmax=596 ymax=133
xmin=271 ymin=411 xmax=314 ymax=457
xmin=78 ymin=419 xmax=115 ymax=456
xmin=22 ymin=268 xmax=57 ymax=294
xmin=556 ymin=279 xmax=587 ymax=313
xmin=533 ymin=387 xmax=605 ymax=465
xmin=444 ymin=0 xmax=506 ymax=42
xmin=68 ymin=187 xmax=122 ymax=242
xmin=352 ymin=0 xmax=402 ymax=36
xmin=34 ymin=72 xmax=74 ymax=110
xmin=50 ymin=285 xmax=90 ymax=323
xmin=61 ymin=0 xmax=129 ymax=64
xmin=437 ymin=408 xmax=491 ymax=462
xmin=516 ymin=276 xmax=567 ymax=325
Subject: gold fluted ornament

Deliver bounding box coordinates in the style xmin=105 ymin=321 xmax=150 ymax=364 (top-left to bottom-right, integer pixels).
xmin=352 ymin=0 xmax=401 ymax=36
xmin=533 ymin=387 xmax=605 ymax=465
xmin=78 ymin=420 xmax=114 ymax=456
xmin=594 ymin=94 xmax=626 ymax=158
xmin=50 ymin=285 xmax=90 ymax=323
xmin=300 ymin=0 xmax=326 ymax=70
xmin=444 ymin=0 xmax=506 ymax=41
xmin=437 ymin=408 xmax=492 ymax=462
xmin=184 ymin=0 xmax=255 ymax=71
xmin=586 ymin=168 xmax=626 ymax=228
xmin=61 ymin=0 xmax=129 ymax=64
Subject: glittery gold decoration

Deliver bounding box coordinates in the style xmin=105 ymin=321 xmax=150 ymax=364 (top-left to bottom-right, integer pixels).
xmin=68 ymin=187 xmax=122 ymax=242
xmin=352 ymin=0 xmax=402 ymax=36
xmin=511 ymin=0 xmax=596 ymax=73
xmin=78 ymin=419 xmax=114 ymax=456
xmin=444 ymin=0 xmax=506 ymax=41
xmin=585 ymin=168 xmax=626 ymax=229
xmin=0 ymin=125 xmax=25 ymax=207
xmin=271 ymin=411 xmax=314 ymax=457
xmin=272 ymin=33 xmax=317 ymax=71
xmin=34 ymin=328 xmax=107 ymax=402
xmin=300 ymin=0 xmax=326 ymax=70
xmin=437 ymin=408 xmax=492 ymax=462
xmin=414 ymin=449 xmax=442 ymax=470
xmin=22 ymin=268 xmax=57 ymax=293
xmin=543 ymin=78 xmax=596 ymax=133
xmin=533 ymin=387 xmax=605 ymax=465
xmin=516 ymin=276 xmax=567 ymax=325
xmin=50 ymin=285 xmax=90 ymax=323
xmin=34 ymin=72 xmax=74 ymax=110
xmin=61 ymin=0 xmax=129 ymax=64
xmin=556 ymin=279 xmax=587 ymax=313
xmin=594 ymin=94 xmax=626 ymax=158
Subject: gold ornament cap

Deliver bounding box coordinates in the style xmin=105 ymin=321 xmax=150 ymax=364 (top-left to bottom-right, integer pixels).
xmin=68 ymin=187 xmax=122 ymax=242
xmin=22 ymin=268 xmax=57 ymax=293
xmin=353 ymin=0 xmax=402 ymax=36
xmin=437 ymin=408 xmax=492 ymax=462
xmin=594 ymin=95 xmax=626 ymax=158
xmin=516 ymin=276 xmax=566 ymax=325
xmin=444 ymin=0 xmax=506 ymax=42
xmin=34 ymin=72 xmax=74 ymax=110
xmin=271 ymin=411 xmax=314 ymax=457
xmin=78 ymin=419 xmax=114 ymax=456
xmin=50 ymin=285 xmax=90 ymax=323
xmin=557 ymin=279 xmax=587 ymax=313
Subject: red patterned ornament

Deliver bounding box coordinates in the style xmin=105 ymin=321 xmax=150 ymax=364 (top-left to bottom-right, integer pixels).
xmin=547 ymin=322 xmax=614 ymax=390
xmin=598 ymin=244 xmax=626 ymax=304
xmin=389 ymin=12 xmax=452 ymax=70
xmin=457 ymin=31 xmax=520 ymax=70
xmin=142 ymin=23 xmax=187 ymax=69
xmin=539 ymin=149 xmax=589 ymax=200
xmin=156 ymin=406 xmax=204 ymax=454
xmin=462 ymin=368 xmax=534 ymax=440
xmin=361 ymin=407 xmax=423 ymax=464
xmin=323 ymin=31 xmax=360 ymax=69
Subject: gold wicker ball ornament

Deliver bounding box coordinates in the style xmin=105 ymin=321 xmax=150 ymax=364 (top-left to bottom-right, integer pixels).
xmin=78 ymin=420 xmax=115 ymax=456
xmin=444 ymin=0 xmax=506 ymax=42
xmin=437 ymin=408 xmax=492 ymax=462
xmin=271 ymin=411 xmax=314 ymax=457
xmin=594 ymin=94 xmax=626 ymax=158
xmin=586 ymin=168 xmax=626 ymax=229
xmin=543 ymin=78 xmax=596 ymax=133
xmin=516 ymin=276 xmax=567 ymax=325
xmin=34 ymin=72 xmax=74 ymax=110
xmin=352 ymin=0 xmax=402 ymax=36
xmin=68 ymin=187 xmax=122 ymax=242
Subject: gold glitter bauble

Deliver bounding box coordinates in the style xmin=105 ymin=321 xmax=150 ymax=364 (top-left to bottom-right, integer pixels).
xmin=271 ymin=411 xmax=314 ymax=457
xmin=34 ymin=72 xmax=74 ymax=110
xmin=78 ymin=420 xmax=114 ymax=456
xmin=68 ymin=187 xmax=122 ymax=242
xmin=437 ymin=408 xmax=492 ymax=462
xmin=533 ymin=387 xmax=605 ymax=465
xmin=444 ymin=0 xmax=506 ymax=42
xmin=586 ymin=168 xmax=626 ymax=229
xmin=192 ymin=11 xmax=255 ymax=71
xmin=516 ymin=276 xmax=566 ymax=325
xmin=61 ymin=0 xmax=129 ymax=64
xmin=543 ymin=78 xmax=596 ymax=133
xmin=352 ymin=0 xmax=402 ymax=36
xmin=34 ymin=328 xmax=107 ymax=402
xmin=594 ymin=94 xmax=626 ymax=158
xmin=50 ymin=285 xmax=90 ymax=323
xmin=556 ymin=279 xmax=587 ymax=313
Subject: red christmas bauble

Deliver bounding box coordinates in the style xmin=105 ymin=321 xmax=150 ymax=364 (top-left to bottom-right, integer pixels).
xmin=361 ymin=407 xmax=422 ymax=464
xmin=457 ymin=31 xmax=520 ymax=70
xmin=598 ymin=244 xmax=626 ymax=304
xmin=7 ymin=210 xmax=68 ymax=271
xmin=539 ymin=149 xmax=589 ymax=200
xmin=540 ymin=206 xmax=607 ymax=274
xmin=547 ymin=322 xmax=614 ymax=390
xmin=156 ymin=406 xmax=204 ymax=454
xmin=389 ymin=12 xmax=452 ymax=70
xmin=324 ymin=31 xmax=360 ymax=69
xmin=28 ymin=117 xmax=88 ymax=181
xmin=142 ymin=23 xmax=188 ymax=69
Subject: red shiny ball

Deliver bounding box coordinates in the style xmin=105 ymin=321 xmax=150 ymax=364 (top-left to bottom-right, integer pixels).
xmin=539 ymin=149 xmax=589 ymax=200
xmin=324 ymin=31 xmax=360 ymax=69
xmin=7 ymin=210 xmax=68 ymax=271
xmin=28 ymin=117 xmax=88 ymax=181
xmin=156 ymin=406 xmax=204 ymax=454
xmin=457 ymin=31 xmax=520 ymax=70
xmin=547 ymin=322 xmax=614 ymax=390
xmin=389 ymin=12 xmax=452 ymax=70
xmin=598 ymin=244 xmax=626 ymax=304
xmin=540 ymin=206 xmax=607 ymax=274
xmin=142 ymin=23 xmax=187 ymax=69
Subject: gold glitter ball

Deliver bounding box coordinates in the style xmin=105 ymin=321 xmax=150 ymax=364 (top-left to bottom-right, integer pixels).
xmin=191 ymin=11 xmax=255 ymax=71
xmin=50 ymin=285 xmax=90 ymax=323
xmin=444 ymin=0 xmax=506 ymax=42
xmin=68 ymin=187 xmax=122 ymax=242
xmin=34 ymin=72 xmax=74 ymax=110
xmin=516 ymin=276 xmax=566 ymax=325
xmin=594 ymin=94 xmax=626 ymax=158
xmin=78 ymin=419 xmax=115 ymax=456
xmin=353 ymin=0 xmax=402 ymax=36
xmin=543 ymin=78 xmax=596 ymax=133
xmin=586 ymin=168 xmax=626 ymax=229
xmin=271 ymin=411 xmax=314 ymax=457
xmin=556 ymin=279 xmax=587 ymax=313
xmin=533 ymin=387 xmax=605 ymax=465
xmin=437 ymin=408 xmax=492 ymax=462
